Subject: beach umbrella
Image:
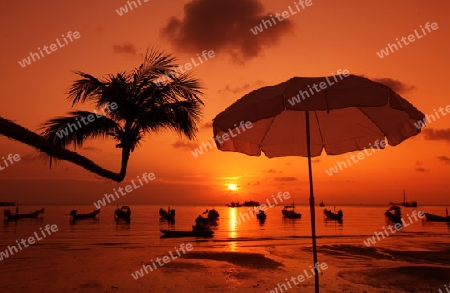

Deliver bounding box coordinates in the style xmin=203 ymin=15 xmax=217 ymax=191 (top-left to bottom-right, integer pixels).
xmin=212 ymin=74 xmax=425 ymax=292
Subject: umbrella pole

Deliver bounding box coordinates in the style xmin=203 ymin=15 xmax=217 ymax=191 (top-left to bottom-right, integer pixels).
xmin=305 ymin=111 xmax=320 ymax=293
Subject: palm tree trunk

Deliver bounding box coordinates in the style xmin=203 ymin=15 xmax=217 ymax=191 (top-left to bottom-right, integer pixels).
xmin=0 ymin=117 xmax=124 ymax=182
xmin=119 ymin=147 xmax=131 ymax=179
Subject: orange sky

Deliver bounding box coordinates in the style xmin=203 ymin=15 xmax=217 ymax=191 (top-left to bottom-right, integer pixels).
xmin=0 ymin=0 xmax=449 ymax=206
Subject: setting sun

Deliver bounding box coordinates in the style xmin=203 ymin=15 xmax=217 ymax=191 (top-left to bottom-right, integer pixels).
xmin=228 ymin=184 xmax=238 ymax=191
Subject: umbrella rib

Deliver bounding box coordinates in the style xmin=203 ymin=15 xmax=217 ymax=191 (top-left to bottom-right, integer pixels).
xmin=313 ymin=111 xmax=325 ymax=147
xmin=259 ymin=117 xmax=278 ymax=151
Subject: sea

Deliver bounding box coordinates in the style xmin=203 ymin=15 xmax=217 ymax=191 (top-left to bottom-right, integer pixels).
xmin=1 ymin=205 xmax=448 ymax=251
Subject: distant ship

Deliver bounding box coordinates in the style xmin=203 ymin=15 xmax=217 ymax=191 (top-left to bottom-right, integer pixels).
xmin=242 ymin=200 xmax=260 ymax=207
xmin=0 ymin=201 xmax=16 ymax=206
xmin=226 ymin=202 xmax=242 ymax=208
xmin=319 ymin=202 xmax=325 ymax=207
xmin=226 ymin=201 xmax=260 ymax=207
xmin=389 ymin=190 xmax=417 ymax=207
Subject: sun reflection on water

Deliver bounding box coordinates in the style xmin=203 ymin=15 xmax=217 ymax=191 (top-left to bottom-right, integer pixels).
xmin=228 ymin=208 xmax=238 ymax=251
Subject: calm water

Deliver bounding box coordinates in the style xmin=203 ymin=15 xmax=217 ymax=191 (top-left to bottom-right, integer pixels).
xmin=1 ymin=205 xmax=448 ymax=251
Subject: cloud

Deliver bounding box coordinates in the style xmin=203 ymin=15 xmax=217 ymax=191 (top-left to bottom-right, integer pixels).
xmin=160 ymin=0 xmax=294 ymax=63
xmin=219 ymin=80 xmax=265 ymax=94
xmin=274 ymin=176 xmax=297 ymax=181
xmin=422 ymin=128 xmax=450 ymax=142
xmin=82 ymin=24 xmax=104 ymax=33
xmin=172 ymin=140 xmax=199 ymax=150
xmin=371 ymin=77 xmax=416 ymax=94
xmin=415 ymin=167 xmax=429 ymax=173
xmin=82 ymin=146 xmax=101 ymax=151
xmin=113 ymin=43 xmax=138 ymax=56
xmin=437 ymin=156 xmax=450 ymax=164
xmin=202 ymin=122 xmax=213 ymax=129
xmin=266 ymin=169 xmax=277 ymax=173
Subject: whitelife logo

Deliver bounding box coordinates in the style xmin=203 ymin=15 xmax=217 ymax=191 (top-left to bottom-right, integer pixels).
xmin=250 ymin=0 xmax=313 ymax=35
xmin=0 ymin=154 xmax=21 ymax=171
xmin=131 ymin=243 xmax=193 ymax=280
xmin=287 ymin=69 xmax=350 ymax=106
xmin=153 ymin=50 xmax=215 ymax=87
xmin=0 ymin=224 xmax=58 ymax=261
xmin=55 ymin=102 xmax=118 ymax=139
xmin=190 ymin=121 xmax=253 ymax=157
xmin=115 ymin=0 xmax=149 ymax=16
xmin=376 ymin=22 xmax=439 ymax=59
xmin=93 ymin=172 xmax=155 ymax=209
xmin=18 ymin=31 xmax=81 ymax=68
xmin=363 ymin=210 xmax=425 ymax=247
xmin=413 ymin=104 xmax=450 ymax=130
xmin=267 ymin=262 xmax=328 ymax=293
xmin=235 ymin=192 xmax=291 ymax=226
xmin=325 ymin=139 xmax=386 ymax=176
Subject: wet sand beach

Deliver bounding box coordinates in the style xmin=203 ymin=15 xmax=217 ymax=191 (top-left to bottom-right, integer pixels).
xmin=1 ymin=232 xmax=448 ymax=293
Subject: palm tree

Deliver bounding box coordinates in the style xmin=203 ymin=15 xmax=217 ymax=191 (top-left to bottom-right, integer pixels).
xmin=0 ymin=117 xmax=120 ymax=180
xmin=38 ymin=48 xmax=204 ymax=182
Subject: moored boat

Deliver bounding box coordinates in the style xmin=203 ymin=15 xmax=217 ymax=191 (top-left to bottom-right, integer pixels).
xmin=385 ymin=205 xmax=402 ymax=225
xmin=4 ymin=207 xmax=45 ymax=221
xmin=256 ymin=209 xmax=267 ymax=221
xmin=282 ymin=204 xmax=301 ymax=219
xmin=70 ymin=209 xmax=100 ymax=221
xmin=159 ymin=207 xmax=175 ymax=222
xmin=389 ymin=190 xmax=418 ymax=207
xmin=424 ymin=213 xmax=450 ymax=222
xmin=204 ymin=208 xmax=219 ymax=225
xmin=194 ymin=208 xmax=220 ymax=228
xmin=424 ymin=208 xmax=449 ymax=222
xmin=115 ymin=205 xmax=131 ymax=222
xmin=160 ymin=229 xmax=214 ymax=238
xmin=323 ymin=209 xmax=343 ymax=221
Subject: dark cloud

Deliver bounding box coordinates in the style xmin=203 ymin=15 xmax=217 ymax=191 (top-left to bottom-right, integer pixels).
xmin=113 ymin=43 xmax=137 ymax=56
xmin=371 ymin=77 xmax=416 ymax=94
xmin=160 ymin=0 xmax=294 ymax=63
xmin=274 ymin=176 xmax=297 ymax=181
xmin=219 ymin=80 xmax=265 ymax=94
xmin=422 ymin=128 xmax=450 ymax=142
xmin=415 ymin=167 xmax=429 ymax=173
xmin=437 ymin=156 xmax=450 ymax=164
xmin=172 ymin=140 xmax=199 ymax=150
xmin=266 ymin=169 xmax=277 ymax=173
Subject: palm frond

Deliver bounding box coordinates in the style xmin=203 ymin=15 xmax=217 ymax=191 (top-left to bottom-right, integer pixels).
xmin=95 ymin=73 xmax=131 ymax=110
xmin=40 ymin=111 xmax=121 ymax=149
xmin=138 ymin=100 xmax=203 ymax=139
xmin=68 ymin=72 xmax=106 ymax=106
xmin=162 ymin=72 xmax=204 ymax=105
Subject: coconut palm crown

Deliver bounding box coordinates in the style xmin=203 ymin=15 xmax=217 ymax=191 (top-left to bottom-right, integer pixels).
xmin=40 ymin=48 xmax=204 ymax=181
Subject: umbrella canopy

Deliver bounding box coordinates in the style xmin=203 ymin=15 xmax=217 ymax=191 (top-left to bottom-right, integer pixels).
xmin=212 ymin=74 xmax=425 ymax=293
xmin=213 ymin=74 xmax=424 ymax=157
